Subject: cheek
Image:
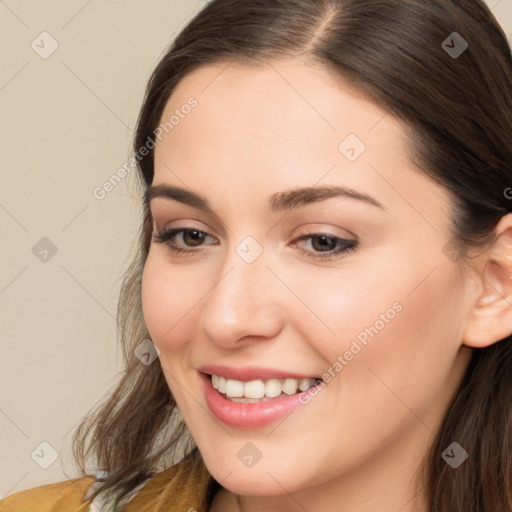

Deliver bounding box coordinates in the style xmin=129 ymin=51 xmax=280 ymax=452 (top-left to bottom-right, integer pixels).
xmin=141 ymin=254 xmax=202 ymax=350
xmin=287 ymin=258 xmax=467 ymax=463
xmin=339 ymin=261 xmax=465 ymax=411
xmin=286 ymin=248 xmax=465 ymax=393
xmin=277 ymin=255 xmax=407 ymax=363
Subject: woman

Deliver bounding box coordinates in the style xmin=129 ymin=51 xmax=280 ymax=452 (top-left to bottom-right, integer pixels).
xmin=2 ymin=0 xmax=511 ymax=510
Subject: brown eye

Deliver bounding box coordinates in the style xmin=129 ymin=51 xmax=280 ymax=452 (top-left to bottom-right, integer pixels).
xmin=309 ymin=234 xmax=338 ymax=252
xmin=182 ymin=230 xmax=207 ymax=247
xmin=291 ymin=233 xmax=358 ymax=261
xmin=152 ymin=228 xmax=217 ymax=254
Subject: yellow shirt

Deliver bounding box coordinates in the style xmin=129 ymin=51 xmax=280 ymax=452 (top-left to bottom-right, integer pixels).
xmin=0 ymin=450 xmax=220 ymax=512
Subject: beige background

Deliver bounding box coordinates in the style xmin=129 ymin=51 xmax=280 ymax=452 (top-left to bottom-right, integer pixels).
xmin=1 ymin=0 xmax=511 ymax=498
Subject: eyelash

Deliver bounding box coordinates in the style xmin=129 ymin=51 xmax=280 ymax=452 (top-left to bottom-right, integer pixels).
xmin=152 ymin=228 xmax=358 ymax=261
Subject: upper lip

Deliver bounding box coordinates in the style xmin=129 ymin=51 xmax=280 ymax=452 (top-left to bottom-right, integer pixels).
xmin=198 ymin=364 xmax=321 ymax=382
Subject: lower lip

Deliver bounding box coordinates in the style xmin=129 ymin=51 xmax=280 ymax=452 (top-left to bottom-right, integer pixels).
xmin=200 ymin=372 xmax=316 ymax=428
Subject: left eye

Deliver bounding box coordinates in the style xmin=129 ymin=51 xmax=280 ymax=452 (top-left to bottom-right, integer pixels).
xmin=152 ymin=228 xmax=358 ymax=260
xmin=291 ymin=233 xmax=358 ymax=260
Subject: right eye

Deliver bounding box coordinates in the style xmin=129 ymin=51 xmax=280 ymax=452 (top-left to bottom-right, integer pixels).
xmin=152 ymin=228 xmax=218 ymax=254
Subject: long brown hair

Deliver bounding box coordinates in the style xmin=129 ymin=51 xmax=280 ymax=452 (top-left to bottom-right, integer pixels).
xmin=72 ymin=1 xmax=512 ymax=510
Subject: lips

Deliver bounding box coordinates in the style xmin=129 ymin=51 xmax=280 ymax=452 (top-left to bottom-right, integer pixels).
xmin=199 ymin=371 xmax=319 ymax=428
xmin=196 ymin=364 xmax=325 ymax=427
xmin=197 ymin=364 xmax=322 ymax=382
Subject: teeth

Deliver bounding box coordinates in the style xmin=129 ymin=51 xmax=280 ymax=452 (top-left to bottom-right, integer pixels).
xmin=298 ymin=378 xmax=315 ymax=392
xmin=265 ymin=379 xmax=282 ymax=398
xmin=282 ymin=378 xmax=299 ymax=395
xmin=225 ymin=378 xmax=244 ymax=397
xmin=210 ymin=374 xmax=321 ymax=399
xmin=218 ymin=376 xmax=226 ymax=393
xmin=244 ymin=379 xmax=265 ymax=399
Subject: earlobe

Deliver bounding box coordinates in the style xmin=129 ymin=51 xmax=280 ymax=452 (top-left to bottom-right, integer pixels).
xmin=463 ymin=213 xmax=512 ymax=348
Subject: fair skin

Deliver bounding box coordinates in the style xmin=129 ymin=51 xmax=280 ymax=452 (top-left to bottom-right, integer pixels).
xmin=141 ymin=58 xmax=512 ymax=512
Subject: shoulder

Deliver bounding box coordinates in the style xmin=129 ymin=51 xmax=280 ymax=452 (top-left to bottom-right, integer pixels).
xmin=0 ymin=475 xmax=96 ymax=512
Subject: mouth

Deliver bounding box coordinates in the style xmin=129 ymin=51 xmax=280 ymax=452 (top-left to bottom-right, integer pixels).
xmin=199 ymin=371 xmax=325 ymax=428
xmin=204 ymin=372 xmax=323 ymax=403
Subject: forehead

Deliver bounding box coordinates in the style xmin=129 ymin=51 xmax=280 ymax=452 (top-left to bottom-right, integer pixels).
xmin=156 ymin=58 xmax=402 ymax=163
xmin=152 ymin=58 xmax=451 ymax=225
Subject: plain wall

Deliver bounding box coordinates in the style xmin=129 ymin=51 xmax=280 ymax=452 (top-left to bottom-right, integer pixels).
xmin=1 ymin=0 xmax=511 ymax=497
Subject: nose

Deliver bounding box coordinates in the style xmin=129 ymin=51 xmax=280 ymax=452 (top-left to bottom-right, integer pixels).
xmin=200 ymin=246 xmax=285 ymax=348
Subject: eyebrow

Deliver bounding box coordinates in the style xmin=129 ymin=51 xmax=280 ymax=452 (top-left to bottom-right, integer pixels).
xmin=144 ymin=184 xmax=385 ymax=213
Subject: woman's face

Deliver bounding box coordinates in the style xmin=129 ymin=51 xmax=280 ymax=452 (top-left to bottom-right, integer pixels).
xmin=142 ymin=59 xmax=476 ymax=507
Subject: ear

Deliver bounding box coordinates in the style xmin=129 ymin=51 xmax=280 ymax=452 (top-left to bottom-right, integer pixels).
xmin=463 ymin=213 xmax=512 ymax=348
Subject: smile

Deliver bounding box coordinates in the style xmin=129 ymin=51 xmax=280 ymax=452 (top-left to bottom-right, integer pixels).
xmin=211 ymin=374 xmax=322 ymax=401
xmin=199 ymin=372 xmax=325 ymax=428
